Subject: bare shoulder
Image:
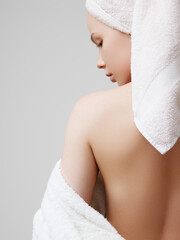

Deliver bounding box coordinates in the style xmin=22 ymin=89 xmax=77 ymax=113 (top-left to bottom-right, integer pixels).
xmin=76 ymin=82 xmax=132 ymax=119
xmin=75 ymin=83 xmax=134 ymax=147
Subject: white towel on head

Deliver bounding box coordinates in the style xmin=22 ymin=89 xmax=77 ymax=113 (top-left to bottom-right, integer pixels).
xmin=131 ymin=0 xmax=180 ymax=154
xmin=85 ymin=0 xmax=134 ymax=34
xmin=86 ymin=0 xmax=180 ymax=155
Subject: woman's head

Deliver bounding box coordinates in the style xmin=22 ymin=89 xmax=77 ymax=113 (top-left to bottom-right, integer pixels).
xmin=87 ymin=13 xmax=131 ymax=86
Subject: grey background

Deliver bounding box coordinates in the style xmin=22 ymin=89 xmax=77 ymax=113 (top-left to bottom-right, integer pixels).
xmin=1 ymin=0 xmax=117 ymax=239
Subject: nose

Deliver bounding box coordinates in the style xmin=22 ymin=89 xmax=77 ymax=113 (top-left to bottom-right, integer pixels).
xmin=97 ymin=52 xmax=105 ymax=69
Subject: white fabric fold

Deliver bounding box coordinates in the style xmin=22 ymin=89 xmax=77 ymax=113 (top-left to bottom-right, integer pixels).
xmin=32 ymin=159 xmax=126 ymax=240
xmin=131 ymin=0 xmax=180 ymax=154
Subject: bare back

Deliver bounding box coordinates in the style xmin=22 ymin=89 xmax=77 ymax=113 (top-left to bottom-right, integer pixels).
xmin=88 ymin=83 xmax=180 ymax=240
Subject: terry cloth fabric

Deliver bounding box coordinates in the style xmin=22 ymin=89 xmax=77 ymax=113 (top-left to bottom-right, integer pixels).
xmin=85 ymin=0 xmax=180 ymax=155
xmin=32 ymin=159 xmax=126 ymax=240
xmin=85 ymin=0 xmax=134 ymax=34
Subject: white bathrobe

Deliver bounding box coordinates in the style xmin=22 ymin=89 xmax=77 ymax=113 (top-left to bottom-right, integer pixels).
xmin=32 ymin=159 xmax=126 ymax=240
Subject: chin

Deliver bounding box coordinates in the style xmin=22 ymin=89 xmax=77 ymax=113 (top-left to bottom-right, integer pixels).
xmin=117 ymin=81 xmax=125 ymax=87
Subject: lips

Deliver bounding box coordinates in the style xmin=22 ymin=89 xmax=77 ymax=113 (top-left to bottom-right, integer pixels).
xmin=106 ymin=73 xmax=116 ymax=82
xmin=106 ymin=73 xmax=112 ymax=77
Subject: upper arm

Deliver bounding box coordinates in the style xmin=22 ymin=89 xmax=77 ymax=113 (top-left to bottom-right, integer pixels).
xmin=60 ymin=96 xmax=99 ymax=205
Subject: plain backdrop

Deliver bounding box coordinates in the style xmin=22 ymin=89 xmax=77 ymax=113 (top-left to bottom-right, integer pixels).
xmin=1 ymin=0 xmax=117 ymax=239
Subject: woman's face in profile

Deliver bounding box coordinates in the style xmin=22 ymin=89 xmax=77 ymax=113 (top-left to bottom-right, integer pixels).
xmin=87 ymin=13 xmax=131 ymax=87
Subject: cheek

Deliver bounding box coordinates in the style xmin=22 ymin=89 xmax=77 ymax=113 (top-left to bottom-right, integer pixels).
xmin=102 ymin=39 xmax=131 ymax=77
xmin=114 ymin=46 xmax=131 ymax=72
xmin=103 ymin=43 xmax=120 ymax=68
xmin=107 ymin=47 xmax=127 ymax=73
xmin=111 ymin=50 xmax=131 ymax=83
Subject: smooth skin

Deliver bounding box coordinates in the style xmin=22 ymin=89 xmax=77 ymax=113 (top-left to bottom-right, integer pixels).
xmin=87 ymin=13 xmax=131 ymax=86
xmin=60 ymin=13 xmax=180 ymax=240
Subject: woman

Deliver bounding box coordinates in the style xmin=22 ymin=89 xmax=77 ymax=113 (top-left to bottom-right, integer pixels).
xmin=60 ymin=11 xmax=180 ymax=240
